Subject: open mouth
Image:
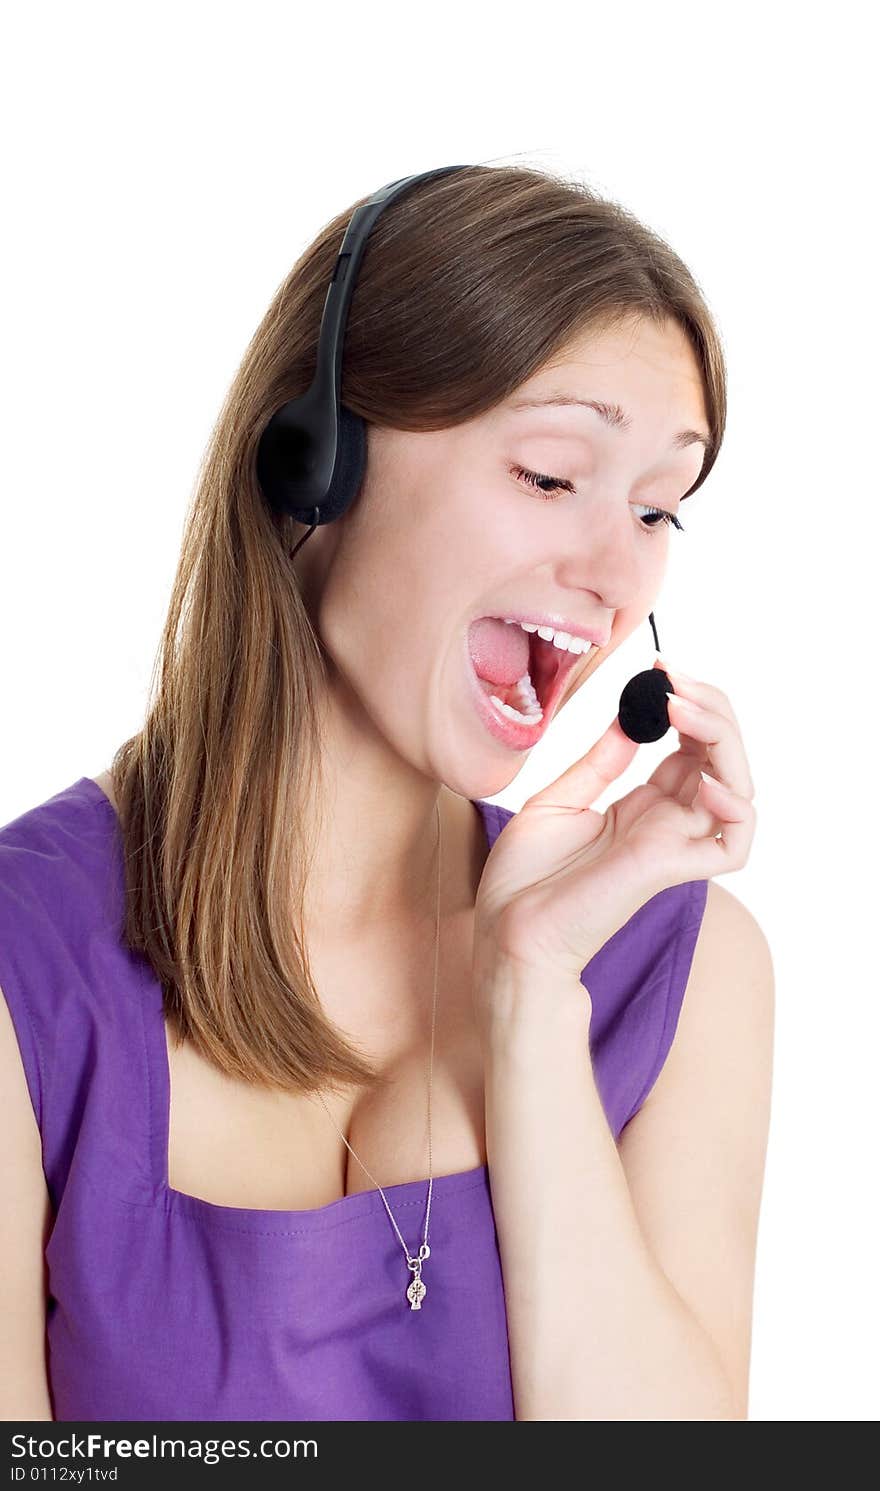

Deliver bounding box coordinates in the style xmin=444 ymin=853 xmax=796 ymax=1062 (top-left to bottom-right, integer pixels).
xmin=466 ymin=618 xmax=586 ymax=729
xmin=527 ymin=631 xmax=581 ymax=713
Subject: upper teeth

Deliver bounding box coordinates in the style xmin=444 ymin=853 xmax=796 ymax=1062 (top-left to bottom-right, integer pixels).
xmin=502 ymin=618 xmax=595 ymax=656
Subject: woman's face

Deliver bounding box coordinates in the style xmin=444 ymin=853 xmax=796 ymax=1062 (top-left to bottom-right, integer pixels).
xmin=293 ymin=314 xmax=710 ymax=797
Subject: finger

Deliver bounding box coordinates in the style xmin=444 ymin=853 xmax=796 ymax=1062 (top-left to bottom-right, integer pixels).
xmin=648 ymin=748 xmax=704 ymax=807
xmin=685 ymin=772 xmax=757 ymax=874
xmin=664 ymin=692 xmax=755 ymax=801
xmin=654 ymin=657 xmax=742 ymax=731
xmin=525 ymin=715 xmax=640 ymax=813
xmin=643 ymin=770 xmax=720 ymax=841
xmin=653 ymin=660 xmax=721 ymax=774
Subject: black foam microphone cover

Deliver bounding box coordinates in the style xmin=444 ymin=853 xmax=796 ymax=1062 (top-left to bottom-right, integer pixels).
xmin=618 ymin=667 xmax=675 ymax=744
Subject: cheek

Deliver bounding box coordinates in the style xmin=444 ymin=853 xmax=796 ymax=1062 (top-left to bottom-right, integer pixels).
xmin=321 ymin=567 xmax=440 ymax=709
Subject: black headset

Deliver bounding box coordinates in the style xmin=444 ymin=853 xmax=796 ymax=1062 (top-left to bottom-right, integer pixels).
xmin=255 ymin=164 xmax=676 ymax=744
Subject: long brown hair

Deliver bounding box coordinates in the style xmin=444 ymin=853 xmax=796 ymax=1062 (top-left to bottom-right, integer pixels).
xmin=109 ymin=162 xmax=727 ymax=1097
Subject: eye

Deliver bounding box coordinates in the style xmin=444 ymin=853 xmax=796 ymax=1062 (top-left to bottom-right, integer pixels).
xmin=511 ymin=464 xmax=575 ymax=498
xmin=511 ymin=465 xmax=686 ymax=533
xmin=631 ymin=502 xmax=686 ymax=534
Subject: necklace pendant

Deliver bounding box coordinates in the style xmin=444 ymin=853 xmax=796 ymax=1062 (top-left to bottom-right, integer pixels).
xmin=408 ymin=1276 xmax=429 ymax=1312
xmin=406 ymin=1257 xmax=427 ymax=1310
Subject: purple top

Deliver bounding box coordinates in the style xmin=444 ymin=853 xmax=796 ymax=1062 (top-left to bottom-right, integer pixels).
xmin=0 ymin=776 xmax=708 ymax=1422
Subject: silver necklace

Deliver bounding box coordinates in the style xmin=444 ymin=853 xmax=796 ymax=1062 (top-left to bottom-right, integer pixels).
xmin=314 ymin=800 xmax=442 ymax=1311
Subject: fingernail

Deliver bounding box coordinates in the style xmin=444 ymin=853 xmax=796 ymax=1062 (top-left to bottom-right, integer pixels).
xmin=668 ymin=691 xmax=698 ymax=711
xmin=700 ymin=769 xmax=733 ymax=793
xmin=657 ymin=655 xmax=696 ymax=683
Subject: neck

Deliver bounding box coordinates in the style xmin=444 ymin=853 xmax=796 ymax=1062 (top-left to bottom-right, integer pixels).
xmin=297 ymin=693 xmax=488 ymax=943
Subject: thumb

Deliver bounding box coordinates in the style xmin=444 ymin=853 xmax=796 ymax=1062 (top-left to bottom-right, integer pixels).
xmin=524 ymin=715 xmax=640 ymax=814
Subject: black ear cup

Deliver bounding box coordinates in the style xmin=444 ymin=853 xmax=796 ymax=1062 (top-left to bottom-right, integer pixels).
xmin=617 ymin=612 xmax=675 ymax=743
xmin=303 ymin=404 xmax=367 ymax=527
xmin=258 ymin=403 xmax=368 ymax=527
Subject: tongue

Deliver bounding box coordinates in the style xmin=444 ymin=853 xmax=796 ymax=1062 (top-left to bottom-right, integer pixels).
xmin=468 ymin=617 xmax=530 ymax=686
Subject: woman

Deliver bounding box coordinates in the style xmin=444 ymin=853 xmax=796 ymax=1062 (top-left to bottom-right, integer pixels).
xmin=0 ymin=163 xmax=773 ymax=1422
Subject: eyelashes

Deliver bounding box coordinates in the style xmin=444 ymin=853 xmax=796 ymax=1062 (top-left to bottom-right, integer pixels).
xmin=510 ymin=464 xmax=686 ymax=533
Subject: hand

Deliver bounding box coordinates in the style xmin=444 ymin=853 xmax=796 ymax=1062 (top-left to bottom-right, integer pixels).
xmin=472 ymin=658 xmax=756 ymax=988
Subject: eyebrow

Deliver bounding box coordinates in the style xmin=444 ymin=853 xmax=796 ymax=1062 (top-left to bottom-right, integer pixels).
xmin=509 ymin=393 xmax=711 ymax=453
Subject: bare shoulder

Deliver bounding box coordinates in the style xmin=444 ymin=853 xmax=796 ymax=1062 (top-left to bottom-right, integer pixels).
xmin=664 ymin=878 xmax=776 ymax=1130
xmin=0 ymin=988 xmax=54 ymax=1419
xmin=622 ymin=877 xmax=775 ymax=1157
xmin=616 ymin=881 xmax=775 ymax=1414
xmin=620 ymin=876 xmax=781 ymax=1145
xmin=90 ymin=769 xmax=118 ymax=813
xmin=695 ymin=879 xmax=775 ymax=977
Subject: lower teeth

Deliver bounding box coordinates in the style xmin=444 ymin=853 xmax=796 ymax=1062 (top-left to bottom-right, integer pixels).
xmin=489 ymin=671 xmax=543 ymax=726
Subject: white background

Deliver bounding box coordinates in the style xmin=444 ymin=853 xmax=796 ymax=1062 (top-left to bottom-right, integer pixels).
xmin=2 ymin=1 xmax=877 ymax=1421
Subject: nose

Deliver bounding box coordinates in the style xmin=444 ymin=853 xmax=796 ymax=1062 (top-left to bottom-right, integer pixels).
xmin=556 ymin=500 xmax=647 ymax=612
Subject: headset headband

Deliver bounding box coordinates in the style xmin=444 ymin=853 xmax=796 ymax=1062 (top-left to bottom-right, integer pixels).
xmin=256 ymin=165 xmax=471 ymax=523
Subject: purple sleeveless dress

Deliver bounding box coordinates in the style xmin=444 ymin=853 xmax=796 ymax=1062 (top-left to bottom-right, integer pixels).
xmin=0 ymin=776 xmax=708 ymax=1422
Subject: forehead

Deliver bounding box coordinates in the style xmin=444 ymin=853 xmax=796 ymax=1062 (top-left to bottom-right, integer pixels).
xmin=515 ymin=318 xmax=706 ymax=417
xmin=480 ymin=320 xmax=710 ymax=460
